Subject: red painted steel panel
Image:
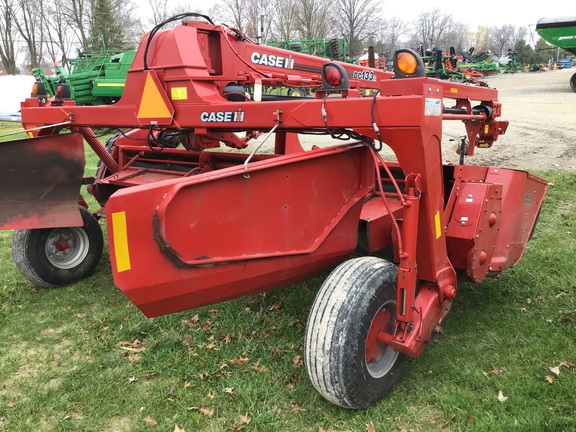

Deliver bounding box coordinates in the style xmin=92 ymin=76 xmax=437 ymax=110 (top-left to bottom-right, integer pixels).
xmin=444 ymin=166 xmax=547 ymax=279
xmin=106 ymin=144 xmax=374 ymax=317
xmin=486 ymin=169 xmax=547 ymax=272
xmin=446 ymin=182 xmax=502 ymax=282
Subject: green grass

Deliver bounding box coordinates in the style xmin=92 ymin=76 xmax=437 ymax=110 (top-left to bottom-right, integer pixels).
xmin=0 ymin=128 xmax=574 ymax=431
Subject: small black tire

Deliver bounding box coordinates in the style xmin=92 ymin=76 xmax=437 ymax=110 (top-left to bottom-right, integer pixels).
xmin=12 ymin=206 xmax=104 ymax=288
xmin=304 ymin=256 xmax=408 ymax=409
xmin=570 ymin=72 xmax=576 ymax=92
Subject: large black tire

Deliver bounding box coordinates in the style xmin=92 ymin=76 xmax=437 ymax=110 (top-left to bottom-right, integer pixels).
xmin=570 ymin=72 xmax=576 ymax=92
xmin=12 ymin=206 xmax=104 ymax=288
xmin=304 ymin=256 xmax=408 ymax=409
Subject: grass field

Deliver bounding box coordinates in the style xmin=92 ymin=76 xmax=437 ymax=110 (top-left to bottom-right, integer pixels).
xmin=0 ymin=123 xmax=574 ymax=431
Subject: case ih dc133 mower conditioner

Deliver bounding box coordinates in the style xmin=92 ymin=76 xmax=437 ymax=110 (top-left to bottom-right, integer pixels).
xmin=0 ymin=14 xmax=547 ymax=409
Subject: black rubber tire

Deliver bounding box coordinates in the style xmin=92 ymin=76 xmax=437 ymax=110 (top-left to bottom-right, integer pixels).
xmin=570 ymin=72 xmax=576 ymax=92
xmin=12 ymin=206 xmax=104 ymax=288
xmin=304 ymin=256 xmax=408 ymax=409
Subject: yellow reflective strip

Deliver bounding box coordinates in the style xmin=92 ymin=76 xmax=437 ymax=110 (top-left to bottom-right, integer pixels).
xmin=112 ymin=211 xmax=131 ymax=272
xmin=96 ymin=83 xmax=125 ymax=87
xmin=435 ymin=210 xmax=442 ymax=239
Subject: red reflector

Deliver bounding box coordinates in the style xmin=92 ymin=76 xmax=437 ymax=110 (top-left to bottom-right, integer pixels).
xmin=324 ymin=65 xmax=342 ymax=86
xmin=56 ymin=86 xmax=63 ymax=98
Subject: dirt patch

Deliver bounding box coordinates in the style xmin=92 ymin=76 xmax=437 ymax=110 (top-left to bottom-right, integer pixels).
xmin=293 ymin=68 xmax=576 ymax=172
xmin=464 ymin=68 xmax=576 ymax=171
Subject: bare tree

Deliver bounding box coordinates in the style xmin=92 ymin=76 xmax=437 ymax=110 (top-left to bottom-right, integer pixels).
xmin=443 ymin=22 xmax=470 ymax=55
xmin=294 ymin=0 xmax=331 ymax=40
xmin=0 ymin=0 xmax=18 ymax=74
xmin=110 ymin=0 xmax=140 ymax=49
xmin=42 ymin=0 xmax=76 ymax=69
xmin=219 ymin=0 xmax=247 ymax=31
xmin=511 ymin=26 xmax=528 ymax=51
xmin=269 ymin=0 xmax=298 ymax=41
xmin=410 ymin=8 xmax=455 ymax=51
xmin=147 ymin=0 xmax=170 ymax=26
xmin=372 ymin=16 xmax=407 ymax=55
xmin=489 ymin=24 xmax=516 ymax=56
xmin=63 ymin=0 xmax=91 ymax=51
xmin=332 ymin=0 xmax=380 ymax=57
xmin=14 ymin=0 xmax=45 ymax=70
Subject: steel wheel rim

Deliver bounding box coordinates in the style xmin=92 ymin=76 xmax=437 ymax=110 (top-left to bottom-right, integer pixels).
xmin=45 ymin=227 xmax=89 ymax=270
xmin=365 ymin=300 xmax=399 ymax=379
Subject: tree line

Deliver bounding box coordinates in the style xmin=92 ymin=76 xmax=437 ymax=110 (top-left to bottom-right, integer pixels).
xmin=0 ymin=0 xmax=568 ymax=75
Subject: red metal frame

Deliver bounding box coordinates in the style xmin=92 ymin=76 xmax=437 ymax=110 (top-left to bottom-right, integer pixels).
xmin=1 ymin=19 xmax=547 ymax=359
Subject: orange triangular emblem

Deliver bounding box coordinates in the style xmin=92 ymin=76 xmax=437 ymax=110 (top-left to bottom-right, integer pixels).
xmin=136 ymin=70 xmax=174 ymax=124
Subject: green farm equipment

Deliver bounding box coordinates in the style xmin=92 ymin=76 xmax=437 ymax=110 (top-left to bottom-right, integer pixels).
xmin=536 ymin=16 xmax=576 ymax=91
xmin=459 ymin=48 xmax=500 ymax=76
xmin=416 ymin=46 xmax=488 ymax=85
xmin=267 ymin=38 xmax=348 ymax=62
xmin=33 ymin=46 xmax=136 ymax=105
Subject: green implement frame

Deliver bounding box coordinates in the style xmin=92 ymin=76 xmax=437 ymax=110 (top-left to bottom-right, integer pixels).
xmin=33 ymin=47 xmax=136 ymax=105
xmin=267 ymin=38 xmax=348 ymax=62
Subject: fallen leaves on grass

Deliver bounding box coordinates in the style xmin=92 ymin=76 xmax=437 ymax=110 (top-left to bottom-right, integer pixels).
xmin=290 ymin=402 xmax=306 ymax=412
xmin=497 ymin=390 xmax=508 ymax=402
xmin=144 ymin=416 xmax=158 ymax=426
xmin=292 ymin=355 xmax=304 ymax=367
xmin=118 ymin=339 xmax=146 ymax=353
xmin=229 ymin=414 xmax=251 ymax=431
xmin=174 ymin=425 xmax=185 ymax=432
xmin=490 ymin=365 xmax=507 ymax=374
xmin=251 ymin=361 xmax=269 ymax=373
xmin=367 ymin=421 xmax=376 ymax=432
xmin=199 ymin=408 xmax=215 ymax=417
xmin=546 ymin=360 xmax=574 ymax=381
xmin=230 ymin=357 xmax=250 ymax=366
xmin=483 ymin=365 xmax=507 ymax=378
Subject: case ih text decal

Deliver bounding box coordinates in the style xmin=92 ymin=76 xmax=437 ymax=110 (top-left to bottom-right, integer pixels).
xmin=251 ymin=51 xmax=295 ymax=69
xmin=201 ymin=108 xmax=245 ymax=123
